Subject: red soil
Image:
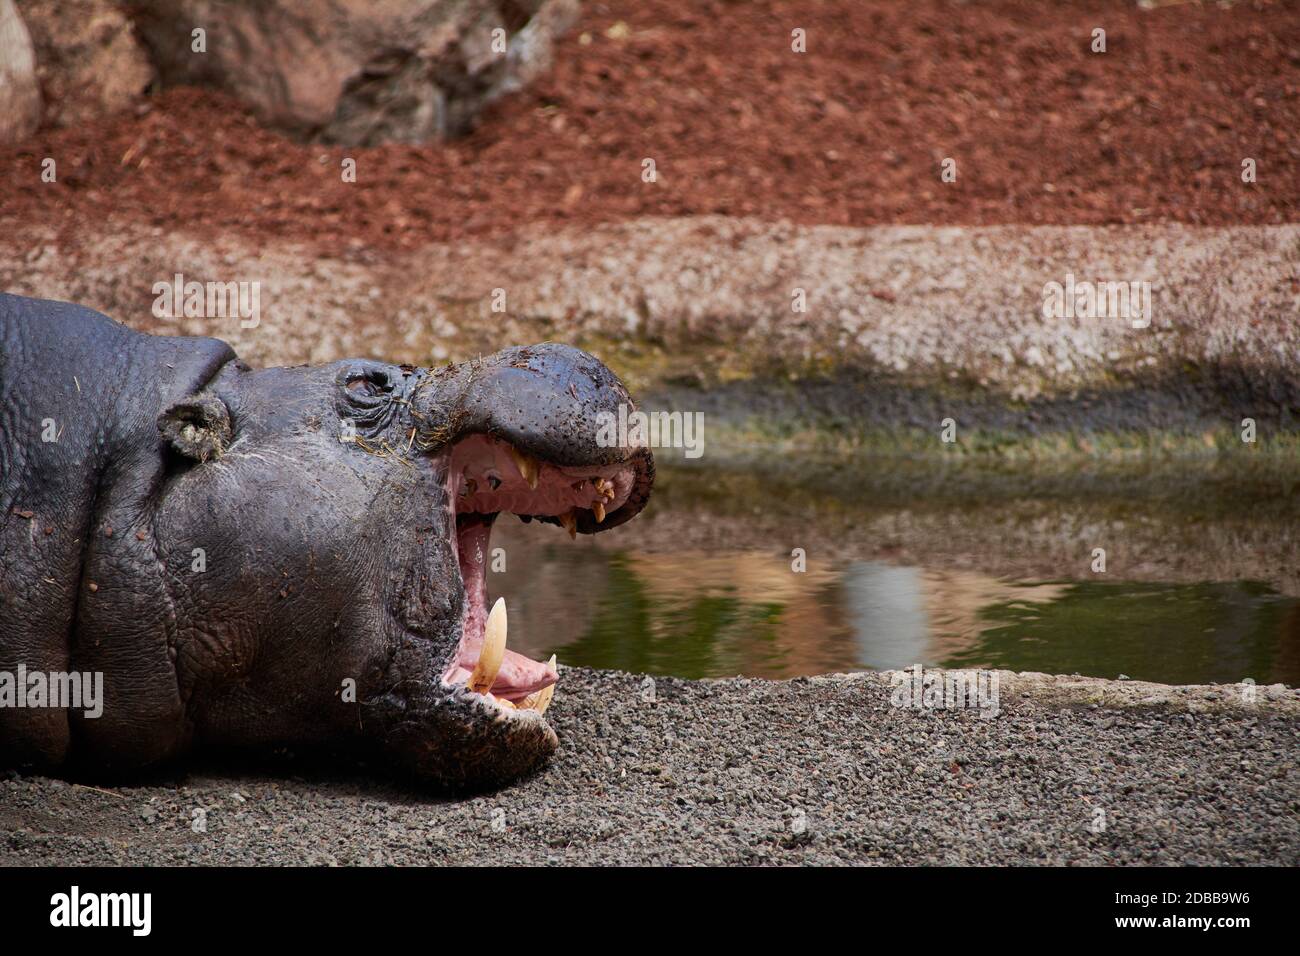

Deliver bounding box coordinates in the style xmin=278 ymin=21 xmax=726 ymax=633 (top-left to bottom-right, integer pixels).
xmin=2 ymin=0 xmax=1297 ymax=256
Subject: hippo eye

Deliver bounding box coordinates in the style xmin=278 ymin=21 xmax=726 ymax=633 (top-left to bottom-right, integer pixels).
xmin=345 ymin=369 xmax=390 ymax=399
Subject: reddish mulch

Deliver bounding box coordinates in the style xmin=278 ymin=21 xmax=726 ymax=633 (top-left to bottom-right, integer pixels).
xmin=2 ymin=0 xmax=1297 ymax=256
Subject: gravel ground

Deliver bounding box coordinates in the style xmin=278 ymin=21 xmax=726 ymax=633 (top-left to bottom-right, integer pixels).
xmin=2 ymin=669 xmax=1296 ymax=866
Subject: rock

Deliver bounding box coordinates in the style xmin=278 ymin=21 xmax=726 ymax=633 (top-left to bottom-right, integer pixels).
xmin=0 ymin=0 xmax=41 ymax=144
xmin=14 ymin=0 xmax=155 ymax=127
xmin=130 ymin=0 xmax=580 ymax=145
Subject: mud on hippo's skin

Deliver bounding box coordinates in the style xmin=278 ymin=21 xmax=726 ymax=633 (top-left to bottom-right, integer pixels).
xmin=0 ymin=293 xmax=653 ymax=791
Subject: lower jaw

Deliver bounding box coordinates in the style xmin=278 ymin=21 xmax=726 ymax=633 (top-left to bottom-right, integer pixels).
xmin=444 ymin=512 xmax=557 ymax=712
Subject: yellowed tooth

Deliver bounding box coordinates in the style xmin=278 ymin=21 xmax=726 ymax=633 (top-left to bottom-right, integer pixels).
xmin=507 ymin=445 xmax=540 ymax=489
xmin=468 ymin=597 xmax=507 ymax=694
xmin=520 ymin=656 xmax=558 ymax=714
xmin=535 ymin=655 xmax=558 ymax=714
xmin=558 ymin=509 xmax=577 ymax=540
xmin=494 ymin=695 xmax=516 ymax=710
xmin=530 ymin=683 xmax=555 ymax=716
xmin=593 ymin=500 xmax=606 ymax=523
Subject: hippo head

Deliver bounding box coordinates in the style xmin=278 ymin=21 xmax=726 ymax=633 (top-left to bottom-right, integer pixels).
xmin=154 ymin=343 xmax=653 ymax=791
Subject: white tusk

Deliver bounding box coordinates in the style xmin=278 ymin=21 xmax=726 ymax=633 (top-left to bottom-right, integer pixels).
xmin=468 ymin=597 xmax=507 ymax=694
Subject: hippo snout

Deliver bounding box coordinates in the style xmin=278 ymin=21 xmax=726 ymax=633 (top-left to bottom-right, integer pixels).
xmin=357 ymin=343 xmax=654 ymax=789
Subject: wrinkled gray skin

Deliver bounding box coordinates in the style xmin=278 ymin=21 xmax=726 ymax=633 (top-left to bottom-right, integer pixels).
xmin=0 ymin=294 xmax=653 ymax=790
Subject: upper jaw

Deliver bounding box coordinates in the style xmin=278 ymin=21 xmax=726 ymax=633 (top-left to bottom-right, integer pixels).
xmin=407 ymin=342 xmax=656 ymax=528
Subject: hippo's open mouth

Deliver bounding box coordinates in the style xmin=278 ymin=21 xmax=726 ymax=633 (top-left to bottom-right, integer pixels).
xmin=439 ymin=434 xmax=643 ymax=715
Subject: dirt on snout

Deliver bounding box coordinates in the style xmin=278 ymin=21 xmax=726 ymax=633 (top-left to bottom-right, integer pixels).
xmin=1 ymin=0 xmax=1298 ymax=257
xmin=2 ymin=669 xmax=1296 ymax=866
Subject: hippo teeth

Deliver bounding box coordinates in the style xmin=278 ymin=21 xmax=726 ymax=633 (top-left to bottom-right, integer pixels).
xmin=507 ymin=446 xmax=540 ymax=490
xmin=468 ymin=597 xmax=507 ymax=694
xmin=518 ymin=656 xmax=557 ymax=714
xmin=443 ymin=434 xmax=637 ymax=717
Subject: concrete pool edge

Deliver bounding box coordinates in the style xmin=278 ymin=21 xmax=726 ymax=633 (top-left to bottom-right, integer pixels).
xmin=6 ymin=218 xmax=1297 ymax=461
xmin=4 ymin=218 xmax=1297 ymax=396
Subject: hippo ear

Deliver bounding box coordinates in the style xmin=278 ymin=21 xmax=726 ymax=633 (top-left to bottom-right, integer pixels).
xmin=158 ymin=392 xmax=232 ymax=463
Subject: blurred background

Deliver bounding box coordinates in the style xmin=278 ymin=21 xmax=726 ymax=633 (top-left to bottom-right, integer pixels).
xmin=2 ymin=0 xmax=1297 ymax=684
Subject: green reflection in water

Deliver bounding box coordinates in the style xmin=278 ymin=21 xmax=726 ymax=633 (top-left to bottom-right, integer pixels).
xmin=544 ymin=556 xmax=787 ymax=679
xmin=942 ymin=580 xmax=1299 ymax=686
xmin=515 ymin=456 xmax=1300 ymax=686
xmin=536 ymin=553 xmax=1299 ymax=684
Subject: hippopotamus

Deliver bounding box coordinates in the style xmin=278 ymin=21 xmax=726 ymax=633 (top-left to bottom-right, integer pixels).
xmin=0 ymin=293 xmax=653 ymax=790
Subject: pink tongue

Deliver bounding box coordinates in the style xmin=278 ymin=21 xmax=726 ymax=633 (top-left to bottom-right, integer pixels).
xmin=494 ymin=650 xmax=559 ymax=700
xmin=450 ymin=650 xmax=558 ymax=702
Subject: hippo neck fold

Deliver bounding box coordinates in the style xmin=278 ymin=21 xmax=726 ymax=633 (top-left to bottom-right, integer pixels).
xmin=0 ymin=294 xmax=235 ymax=766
